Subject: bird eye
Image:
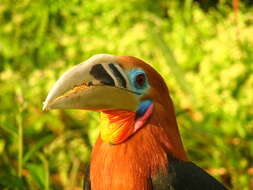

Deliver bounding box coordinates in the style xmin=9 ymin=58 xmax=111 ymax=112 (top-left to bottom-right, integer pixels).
xmin=135 ymin=73 xmax=146 ymax=88
xmin=129 ymin=69 xmax=148 ymax=91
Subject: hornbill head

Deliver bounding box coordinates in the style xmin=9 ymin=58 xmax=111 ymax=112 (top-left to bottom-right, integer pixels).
xmin=43 ymin=54 xmax=173 ymax=144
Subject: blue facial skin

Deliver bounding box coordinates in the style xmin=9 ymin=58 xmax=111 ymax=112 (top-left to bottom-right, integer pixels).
xmin=128 ymin=69 xmax=153 ymax=120
xmin=135 ymin=100 xmax=153 ymax=120
xmin=128 ymin=69 xmax=149 ymax=93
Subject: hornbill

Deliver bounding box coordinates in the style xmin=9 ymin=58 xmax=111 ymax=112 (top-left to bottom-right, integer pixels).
xmin=43 ymin=54 xmax=228 ymax=190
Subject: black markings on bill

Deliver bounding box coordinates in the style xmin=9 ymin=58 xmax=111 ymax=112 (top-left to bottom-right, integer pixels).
xmin=108 ymin=63 xmax=127 ymax=88
xmin=90 ymin=64 xmax=115 ymax=86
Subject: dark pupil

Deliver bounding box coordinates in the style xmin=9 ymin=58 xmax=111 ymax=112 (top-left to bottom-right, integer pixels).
xmin=136 ymin=74 xmax=145 ymax=87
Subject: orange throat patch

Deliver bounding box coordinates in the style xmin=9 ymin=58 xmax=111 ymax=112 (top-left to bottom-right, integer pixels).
xmin=99 ymin=110 xmax=136 ymax=144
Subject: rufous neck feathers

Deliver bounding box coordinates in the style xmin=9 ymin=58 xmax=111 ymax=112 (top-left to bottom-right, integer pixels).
xmin=90 ymin=103 xmax=187 ymax=190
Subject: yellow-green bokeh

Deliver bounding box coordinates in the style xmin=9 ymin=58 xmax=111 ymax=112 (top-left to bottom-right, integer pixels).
xmin=0 ymin=0 xmax=253 ymax=189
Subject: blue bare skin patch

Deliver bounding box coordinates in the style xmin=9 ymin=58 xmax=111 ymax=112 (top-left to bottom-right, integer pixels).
xmin=135 ymin=100 xmax=153 ymax=120
xmin=128 ymin=69 xmax=149 ymax=93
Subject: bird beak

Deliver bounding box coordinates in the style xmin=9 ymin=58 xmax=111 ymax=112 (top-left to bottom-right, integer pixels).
xmin=43 ymin=54 xmax=138 ymax=112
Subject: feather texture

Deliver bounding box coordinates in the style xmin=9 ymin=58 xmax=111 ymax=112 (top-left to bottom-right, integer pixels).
xmin=90 ymin=102 xmax=187 ymax=190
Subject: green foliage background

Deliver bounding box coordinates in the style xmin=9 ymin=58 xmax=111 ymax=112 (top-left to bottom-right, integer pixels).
xmin=0 ymin=0 xmax=253 ymax=189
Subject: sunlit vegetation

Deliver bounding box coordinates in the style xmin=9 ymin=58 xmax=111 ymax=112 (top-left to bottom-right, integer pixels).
xmin=0 ymin=0 xmax=253 ymax=189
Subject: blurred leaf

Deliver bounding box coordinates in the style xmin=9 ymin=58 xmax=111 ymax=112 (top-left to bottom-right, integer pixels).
xmin=1 ymin=124 xmax=18 ymax=137
xmin=23 ymin=135 xmax=54 ymax=164
xmin=26 ymin=163 xmax=46 ymax=190
xmin=149 ymin=27 xmax=194 ymax=96
xmin=0 ymin=175 xmax=24 ymax=190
